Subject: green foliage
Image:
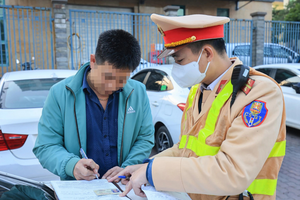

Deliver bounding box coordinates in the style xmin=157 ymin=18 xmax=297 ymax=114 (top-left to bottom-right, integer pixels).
xmin=272 ymin=0 xmax=300 ymax=21
xmin=272 ymin=6 xmax=288 ymax=21
xmin=285 ymin=0 xmax=300 ymax=21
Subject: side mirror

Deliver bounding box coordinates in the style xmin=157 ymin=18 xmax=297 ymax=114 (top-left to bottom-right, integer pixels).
xmin=292 ymin=83 xmax=300 ymax=94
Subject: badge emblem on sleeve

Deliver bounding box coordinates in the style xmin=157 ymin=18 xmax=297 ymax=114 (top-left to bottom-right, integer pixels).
xmin=242 ymin=100 xmax=268 ymax=127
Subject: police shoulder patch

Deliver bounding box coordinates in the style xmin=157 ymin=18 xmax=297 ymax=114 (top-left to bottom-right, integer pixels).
xmin=242 ymin=100 xmax=268 ymax=128
xmin=241 ymin=78 xmax=255 ymax=95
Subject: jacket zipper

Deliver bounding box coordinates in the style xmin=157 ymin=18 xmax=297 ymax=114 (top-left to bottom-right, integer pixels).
xmin=119 ymin=89 xmax=134 ymax=165
xmin=66 ymin=86 xmax=82 ymax=152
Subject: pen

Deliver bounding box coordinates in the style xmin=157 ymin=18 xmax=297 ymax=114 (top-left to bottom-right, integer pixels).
xmin=118 ymin=175 xmax=130 ymax=180
xmin=80 ymin=148 xmax=99 ymax=179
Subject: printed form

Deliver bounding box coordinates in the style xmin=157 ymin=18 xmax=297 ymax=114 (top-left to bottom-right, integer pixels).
xmin=51 ymin=179 xmax=127 ymax=200
xmin=51 ymin=179 xmax=192 ymax=200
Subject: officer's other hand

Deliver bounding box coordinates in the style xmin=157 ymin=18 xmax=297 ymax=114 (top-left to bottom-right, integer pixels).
xmin=119 ymin=164 xmax=148 ymax=197
xmin=73 ymin=159 xmax=100 ymax=180
xmin=101 ymin=166 xmax=123 ymax=182
xmin=108 ymin=164 xmax=144 ymax=185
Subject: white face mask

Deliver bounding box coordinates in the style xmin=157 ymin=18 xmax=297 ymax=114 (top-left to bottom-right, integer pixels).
xmin=171 ymin=49 xmax=211 ymax=88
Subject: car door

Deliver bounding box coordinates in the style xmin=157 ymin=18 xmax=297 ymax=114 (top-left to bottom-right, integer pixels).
xmin=144 ymin=70 xmax=167 ymax=122
xmin=274 ymin=68 xmax=300 ymax=129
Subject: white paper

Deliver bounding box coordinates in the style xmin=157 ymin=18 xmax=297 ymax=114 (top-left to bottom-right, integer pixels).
xmin=51 ymin=179 xmax=128 ymax=200
xmin=141 ymin=185 xmax=192 ymax=200
xmin=118 ymin=183 xmax=147 ymax=200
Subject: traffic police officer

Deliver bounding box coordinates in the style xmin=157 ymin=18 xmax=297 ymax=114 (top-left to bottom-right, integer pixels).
xmin=110 ymin=14 xmax=286 ymax=200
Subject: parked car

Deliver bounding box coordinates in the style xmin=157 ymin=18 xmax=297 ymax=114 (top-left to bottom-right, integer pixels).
xmin=0 ymin=171 xmax=55 ymax=199
xmin=0 ymin=70 xmax=77 ymax=181
xmin=226 ymin=43 xmax=299 ymax=66
xmin=131 ymin=65 xmax=190 ymax=152
xmin=253 ymin=64 xmax=300 ymax=130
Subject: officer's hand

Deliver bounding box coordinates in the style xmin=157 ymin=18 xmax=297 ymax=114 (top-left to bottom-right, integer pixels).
xmin=73 ymin=159 xmax=99 ymax=180
xmin=102 ymin=166 xmax=123 ymax=182
xmin=108 ymin=164 xmax=144 ymax=185
xmin=119 ymin=164 xmax=148 ymax=197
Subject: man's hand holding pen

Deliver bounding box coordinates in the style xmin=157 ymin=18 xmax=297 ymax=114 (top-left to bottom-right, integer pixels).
xmin=73 ymin=148 xmax=100 ymax=180
xmin=73 ymin=159 xmax=100 ymax=180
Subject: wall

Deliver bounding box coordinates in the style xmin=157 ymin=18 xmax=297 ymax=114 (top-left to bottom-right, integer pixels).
xmin=6 ymin=0 xmax=273 ymax=20
xmin=5 ymin=0 xmax=52 ymax=7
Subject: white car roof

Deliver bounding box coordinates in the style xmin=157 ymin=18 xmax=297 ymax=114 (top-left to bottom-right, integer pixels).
xmin=137 ymin=64 xmax=174 ymax=75
xmin=1 ymin=69 xmax=77 ymax=81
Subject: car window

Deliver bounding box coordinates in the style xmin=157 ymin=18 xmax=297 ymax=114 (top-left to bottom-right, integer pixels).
xmin=256 ymin=68 xmax=273 ymax=76
xmin=232 ymin=45 xmax=250 ymax=56
xmin=264 ymin=46 xmax=272 ymax=57
xmin=131 ymin=71 xmax=148 ymax=83
xmin=280 ymin=76 xmax=300 ymax=87
xmin=272 ymin=46 xmax=290 ymax=58
xmin=145 ymin=70 xmax=174 ymax=91
xmin=274 ymin=69 xmax=298 ymax=84
xmin=0 ymin=78 xmax=63 ymax=109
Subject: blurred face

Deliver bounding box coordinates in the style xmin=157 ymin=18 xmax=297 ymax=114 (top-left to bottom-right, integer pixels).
xmin=90 ymin=55 xmax=131 ymax=96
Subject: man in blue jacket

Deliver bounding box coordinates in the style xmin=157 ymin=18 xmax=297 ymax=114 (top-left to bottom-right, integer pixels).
xmin=33 ymin=30 xmax=155 ymax=181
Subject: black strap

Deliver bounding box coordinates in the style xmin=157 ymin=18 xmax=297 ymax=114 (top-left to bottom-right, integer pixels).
xmin=226 ymin=191 xmax=254 ymax=200
xmin=198 ymin=91 xmax=203 ymax=113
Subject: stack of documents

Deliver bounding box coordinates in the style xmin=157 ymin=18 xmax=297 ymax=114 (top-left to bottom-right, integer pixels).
xmin=51 ymin=179 xmax=126 ymax=200
xmin=51 ymin=179 xmax=192 ymax=200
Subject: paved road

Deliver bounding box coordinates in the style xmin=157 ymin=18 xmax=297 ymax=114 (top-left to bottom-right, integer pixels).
xmin=276 ymin=127 xmax=300 ymax=200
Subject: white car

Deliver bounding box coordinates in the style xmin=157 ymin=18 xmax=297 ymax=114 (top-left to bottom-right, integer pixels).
xmin=131 ymin=65 xmax=190 ymax=152
xmin=0 ymin=70 xmax=77 ymax=181
xmin=253 ymin=64 xmax=300 ymax=130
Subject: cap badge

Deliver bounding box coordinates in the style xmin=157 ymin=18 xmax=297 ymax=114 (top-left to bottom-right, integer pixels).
xmin=157 ymin=25 xmax=165 ymax=36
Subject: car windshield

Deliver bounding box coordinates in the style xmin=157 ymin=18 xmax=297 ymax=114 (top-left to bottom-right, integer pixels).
xmin=0 ymin=78 xmax=63 ymax=109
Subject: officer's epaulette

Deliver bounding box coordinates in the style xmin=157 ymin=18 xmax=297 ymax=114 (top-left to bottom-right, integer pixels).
xmin=241 ymin=78 xmax=255 ymax=95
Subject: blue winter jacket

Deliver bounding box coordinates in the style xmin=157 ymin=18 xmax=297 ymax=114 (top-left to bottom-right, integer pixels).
xmin=33 ymin=63 xmax=155 ymax=180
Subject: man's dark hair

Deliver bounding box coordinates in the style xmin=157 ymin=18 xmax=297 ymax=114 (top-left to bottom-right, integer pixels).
xmin=187 ymin=38 xmax=226 ymax=56
xmin=95 ymin=29 xmax=141 ymax=71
